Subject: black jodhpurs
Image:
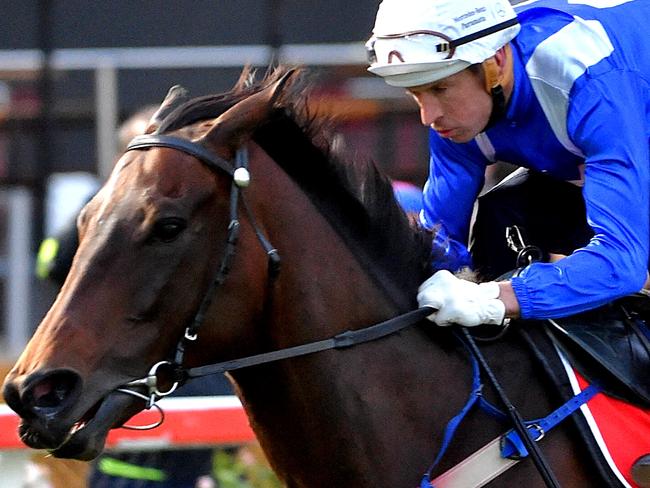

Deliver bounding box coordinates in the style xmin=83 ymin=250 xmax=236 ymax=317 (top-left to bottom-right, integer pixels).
xmin=470 ymin=169 xmax=594 ymax=281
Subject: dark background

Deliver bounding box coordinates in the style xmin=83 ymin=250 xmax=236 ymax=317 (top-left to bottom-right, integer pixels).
xmin=0 ymin=1 xmax=433 ymax=342
xmin=0 ymin=1 xmax=428 ymax=192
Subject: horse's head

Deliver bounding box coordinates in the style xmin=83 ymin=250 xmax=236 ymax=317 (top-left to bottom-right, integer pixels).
xmin=2 ymin=69 xmax=297 ymax=460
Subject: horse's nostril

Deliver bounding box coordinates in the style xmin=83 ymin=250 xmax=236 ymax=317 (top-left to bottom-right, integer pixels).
xmin=32 ymin=379 xmax=69 ymax=408
xmin=24 ymin=370 xmax=82 ymax=414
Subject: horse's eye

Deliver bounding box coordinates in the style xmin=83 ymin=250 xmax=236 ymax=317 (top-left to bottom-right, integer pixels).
xmin=152 ymin=218 xmax=187 ymax=243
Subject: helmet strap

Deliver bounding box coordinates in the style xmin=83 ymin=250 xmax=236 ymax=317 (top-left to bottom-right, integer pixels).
xmin=482 ymin=44 xmax=513 ymax=131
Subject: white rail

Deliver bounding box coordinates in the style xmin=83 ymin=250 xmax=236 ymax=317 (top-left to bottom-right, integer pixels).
xmin=0 ymin=42 xmax=368 ymax=179
xmin=0 ymin=42 xmax=366 ymax=71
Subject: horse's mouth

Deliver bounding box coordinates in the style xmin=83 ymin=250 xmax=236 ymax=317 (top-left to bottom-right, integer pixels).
xmin=19 ymin=391 xmax=145 ymax=460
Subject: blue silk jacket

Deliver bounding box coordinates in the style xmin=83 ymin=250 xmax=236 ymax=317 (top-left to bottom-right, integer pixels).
xmin=421 ymin=0 xmax=650 ymax=318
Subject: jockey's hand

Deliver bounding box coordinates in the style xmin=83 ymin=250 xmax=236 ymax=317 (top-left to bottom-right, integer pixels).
xmin=417 ymin=270 xmax=506 ymax=327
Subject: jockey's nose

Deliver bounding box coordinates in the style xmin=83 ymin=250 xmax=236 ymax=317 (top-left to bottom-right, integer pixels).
xmin=3 ymin=368 xmax=82 ymax=421
xmin=414 ymin=91 xmax=443 ymax=128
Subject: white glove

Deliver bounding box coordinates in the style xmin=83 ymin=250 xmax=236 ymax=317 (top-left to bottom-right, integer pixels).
xmin=417 ymin=270 xmax=506 ymax=327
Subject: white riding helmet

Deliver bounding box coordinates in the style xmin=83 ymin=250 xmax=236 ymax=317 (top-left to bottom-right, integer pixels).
xmin=366 ymin=0 xmax=521 ymax=87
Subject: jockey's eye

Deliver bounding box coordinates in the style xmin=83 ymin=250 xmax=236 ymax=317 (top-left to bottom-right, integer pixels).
xmin=151 ymin=217 xmax=187 ymax=243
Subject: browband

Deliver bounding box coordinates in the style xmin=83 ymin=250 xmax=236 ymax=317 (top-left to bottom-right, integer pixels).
xmin=126 ymin=134 xmax=234 ymax=177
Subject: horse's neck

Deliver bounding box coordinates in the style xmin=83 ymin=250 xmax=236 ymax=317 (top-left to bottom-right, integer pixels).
xmin=229 ymin=149 xmax=601 ymax=487
xmin=227 ymin=149 xmax=462 ymax=486
xmin=245 ymin=145 xmax=408 ymax=341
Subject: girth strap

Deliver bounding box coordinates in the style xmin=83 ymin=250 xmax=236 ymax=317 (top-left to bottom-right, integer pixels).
xmin=429 ymin=384 xmax=601 ymax=487
xmin=500 ymin=384 xmax=601 ymax=459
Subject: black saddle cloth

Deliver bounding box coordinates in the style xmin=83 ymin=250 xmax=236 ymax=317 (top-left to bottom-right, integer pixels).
xmin=541 ymin=295 xmax=650 ymax=407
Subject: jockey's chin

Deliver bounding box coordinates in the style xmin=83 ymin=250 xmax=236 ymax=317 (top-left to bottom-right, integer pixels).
xmin=434 ymin=126 xmax=479 ymax=144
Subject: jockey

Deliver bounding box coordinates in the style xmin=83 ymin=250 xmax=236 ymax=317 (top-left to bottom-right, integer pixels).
xmin=366 ymin=0 xmax=650 ymax=328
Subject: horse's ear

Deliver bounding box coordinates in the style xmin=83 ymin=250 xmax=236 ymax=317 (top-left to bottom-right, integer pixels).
xmin=145 ymin=85 xmax=190 ymax=134
xmin=198 ymin=69 xmax=298 ymax=153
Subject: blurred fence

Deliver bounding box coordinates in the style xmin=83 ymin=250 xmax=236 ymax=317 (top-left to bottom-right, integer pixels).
xmin=0 ymin=395 xmax=255 ymax=487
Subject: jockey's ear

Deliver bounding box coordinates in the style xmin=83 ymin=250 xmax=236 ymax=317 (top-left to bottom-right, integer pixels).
xmin=146 ymin=85 xmax=190 ymax=134
xmin=197 ymin=68 xmax=298 ymax=157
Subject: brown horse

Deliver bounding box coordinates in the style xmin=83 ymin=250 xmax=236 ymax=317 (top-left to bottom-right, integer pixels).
xmin=3 ymin=68 xmax=601 ymax=487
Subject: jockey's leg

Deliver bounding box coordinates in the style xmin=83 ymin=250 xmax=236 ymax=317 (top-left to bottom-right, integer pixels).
xmin=470 ymin=169 xmax=593 ymax=280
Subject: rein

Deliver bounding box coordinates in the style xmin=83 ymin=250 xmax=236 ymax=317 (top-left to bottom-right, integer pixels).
xmin=183 ymin=307 xmax=431 ymax=379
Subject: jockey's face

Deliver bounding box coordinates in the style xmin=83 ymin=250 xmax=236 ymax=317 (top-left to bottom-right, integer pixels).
xmin=407 ymin=67 xmax=491 ymax=143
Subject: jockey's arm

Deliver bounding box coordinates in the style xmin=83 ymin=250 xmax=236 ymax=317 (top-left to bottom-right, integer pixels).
xmin=498 ymin=254 xmax=650 ymax=321
xmin=497 ymin=281 xmax=520 ymax=319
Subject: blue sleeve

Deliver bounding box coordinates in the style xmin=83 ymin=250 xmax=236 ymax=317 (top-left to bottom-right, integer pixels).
xmin=512 ymin=70 xmax=650 ymax=318
xmin=421 ymin=129 xmax=487 ymax=271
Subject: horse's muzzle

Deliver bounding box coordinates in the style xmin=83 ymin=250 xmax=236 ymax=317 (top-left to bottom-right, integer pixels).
xmin=3 ymin=368 xmax=82 ymax=421
xmin=3 ymin=369 xmax=145 ymax=459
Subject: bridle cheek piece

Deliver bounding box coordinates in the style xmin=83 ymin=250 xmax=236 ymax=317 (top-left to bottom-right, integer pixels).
xmin=116 ymin=134 xmax=280 ymax=424
xmin=114 ymin=133 xmax=426 ymax=430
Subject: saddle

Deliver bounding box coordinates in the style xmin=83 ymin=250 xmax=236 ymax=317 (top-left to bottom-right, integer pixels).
xmin=542 ymin=293 xmax=650 ymax=408
xmin=500 ymin=225 xmax=650 ymax=407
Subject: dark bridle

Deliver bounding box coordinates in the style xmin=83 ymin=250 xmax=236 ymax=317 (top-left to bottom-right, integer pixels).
xmin=95 ymin=133 xmax=560 ymax=488
xmin=117 ymin=134 xmax=280 ymax=413
xmin=116 ymin=133 xmax=429 ymax=420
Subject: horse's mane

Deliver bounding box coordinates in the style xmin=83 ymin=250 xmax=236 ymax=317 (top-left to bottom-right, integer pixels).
xmin=158 ymin=67 xmax=433 ymax=309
